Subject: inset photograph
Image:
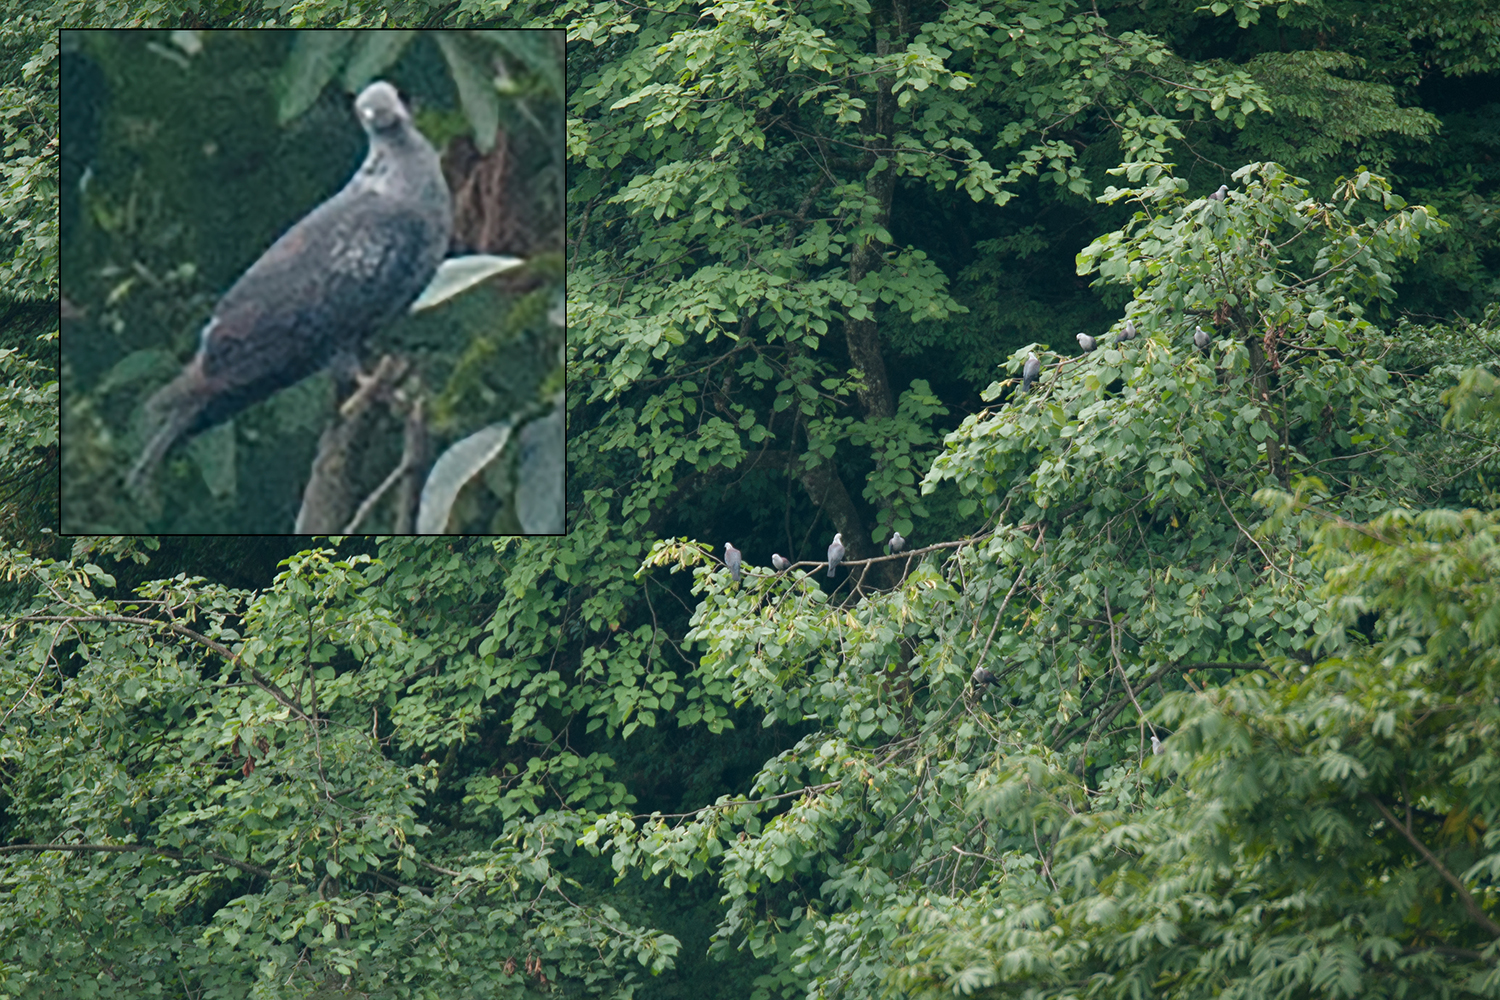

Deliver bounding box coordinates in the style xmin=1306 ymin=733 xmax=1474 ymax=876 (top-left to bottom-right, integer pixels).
xmin=60 ymin=29 xmax=564 ymax=534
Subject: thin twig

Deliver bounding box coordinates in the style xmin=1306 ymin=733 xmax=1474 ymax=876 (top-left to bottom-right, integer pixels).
xmin=1366 ymin=794 xmax=1500 ymax=939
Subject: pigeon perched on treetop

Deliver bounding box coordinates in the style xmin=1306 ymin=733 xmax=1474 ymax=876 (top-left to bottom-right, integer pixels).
xmin=1021 ymin=352 xmax=1041 ymax=393
xmin=889 ymin=531 xmax=906 ymax=553
xmin=1194 ymin=325 xmax=1211 ymax=351
xmin=724 ymin=542 xmax=742 ymax=583
xmin=1076 ymin=332 xmax=1097 ymax=353
xmin=126 ymin=81 xmax=452 ymax=492
xmin=1119 ymin=319 xmax=1136 ymax=343
xmin=1151 ymin=734 xmax=1163 ymax=755
xmin=827 ymin=533 xmax=844 ymax=578
xmin=972 ymin=666 xmax=995 ymax=687
xmin=1209 ymin=184 xmax=1227 ymax=201
xmin=771 ymin=553 xmax=790 ymax=572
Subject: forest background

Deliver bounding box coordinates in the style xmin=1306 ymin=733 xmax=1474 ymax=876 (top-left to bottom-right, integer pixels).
xmin=2 ymin=2 xmax=1500 ymax=999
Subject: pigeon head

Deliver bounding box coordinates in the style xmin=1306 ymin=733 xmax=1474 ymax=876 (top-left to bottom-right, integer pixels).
xmin=356 ymin=82 xmax=412 ymax=135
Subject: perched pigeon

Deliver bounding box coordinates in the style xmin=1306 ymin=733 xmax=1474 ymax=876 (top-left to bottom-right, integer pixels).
xmin=1209 ymin=184 xmax=1227 ymax=201
xmin=827 ymin=533 xmax=844 ymax=579
xmin=126 ymin=82 xmax=452 ymax=492
xmin=1151 ymin=734 xmax=1163 ymax=756
xmin=889 ymin=531 xmax=906 ymax=554
xmin=1021 ymin=352 xmax=1041 ymax=393
xmin=724 ymin=542 xmax=742 ymax=583
xmin=1076 ymin=332 xmax=1097 ymax=353
xmin=972 ymin=666 xmax=995 ymax=687
xmin=771 ymin=553 xmax=790 ymax=572
xmin=1193 ymin=325 xmax=1211 ymax=351
xmin=1119 ymin=319 xmax=1136 ymax=343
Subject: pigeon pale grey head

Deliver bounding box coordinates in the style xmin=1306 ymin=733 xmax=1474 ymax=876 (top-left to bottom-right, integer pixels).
xmin=827 ymin=533 xmax=845 ymax=578
xmin=771 ymin=553 xmax=790 ymax=572
xmin=1194 ymin=325 xmax=1211 ymax=350
xmin=889 ymin=531 xmax=906 ymax=553
xmin=1209 ymin=184 xmax=1227 ymax=201
xmin=1120 ymin=319 xmax=1136 ymax=342
xmin=1021 ymin=352 xmax=1041 ymax=393
xmin=724 ymin=542 xmax=742 ymax=583
xmin=1076 ymin=332 xmax=1096 ymax=353
xmin=972 ymin=666 xmax=995 ymax=687
xmin=355 ymin=81 xmax=411 ymax=134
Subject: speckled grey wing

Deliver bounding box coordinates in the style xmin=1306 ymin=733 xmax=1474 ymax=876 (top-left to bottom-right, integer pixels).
xmin=188 ymin=189 xmax=442 ymax=434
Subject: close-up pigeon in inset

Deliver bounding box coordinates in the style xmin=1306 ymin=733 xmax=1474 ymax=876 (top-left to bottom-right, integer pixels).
xmin=1209 ymin=184 xmax=1227 ymax=201
xmin=1119 ymin=319 xmax=1136 ymax=343
xmin=724 ymin=542 xmax=742 ymax=583
xmin=1021 ymin=352 xmax=1041 ymax=393
xmin=827 ymin=533 xmax=844 ymax=578
xmin=889 ymin=531 xmax=906 ymax=553
xmin=1194 ymin=325 xmax=1211 ymax=351
xmin=771 ymin=553 xmax=790 ymax=572
xmin=126 ymin=81 xmax=452 ymax=493
xmin=1076 ymin=332 xmax=1096 ymax=353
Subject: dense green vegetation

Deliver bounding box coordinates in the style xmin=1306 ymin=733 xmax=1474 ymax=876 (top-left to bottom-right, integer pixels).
xmin=4 ymin=2 xmax=1500 ymax=998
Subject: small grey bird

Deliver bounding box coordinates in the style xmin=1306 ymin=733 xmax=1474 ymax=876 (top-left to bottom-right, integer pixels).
xmin=1076 ymin=332 xmax=1097 ymax=353
xmin=1151 ymin=734 xmax=1163 ymax=756
xmin=972 ymin=666 xmax=995 ymax=687
xmin=1193 ymin=325 xmax=1211 ymax=351
xmin=1021 ymin=352 xmax=1041 ymax=393
xmin=771 ymin=553 xmax=790 ymax=572
xmin=1119 ymin=319 xmax=1136 ymax=343
xmin=827 ymin=533 xmax=844 ymax=579
xmin=889 ymin=531 xmax=906 ymax=554
xmin=724 ymin=542 xmax=742 ymax=583
xmin=1209 ymin=184 xmax=1227 ymax=201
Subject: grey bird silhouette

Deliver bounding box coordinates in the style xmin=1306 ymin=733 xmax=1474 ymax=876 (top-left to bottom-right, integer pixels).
xmin=1076 ymin=332 xmax=1097 ymax=353
xmin=889 ymin=531 xmax=906 ymax=553
xmin=1209 ymin=184 xmax=1227 ymax=201
xmin=724 ymin=542 xmax=742 ymax=583
xmin=1021 ymin=352 xmax=1041 ymax=393
xmin=1194 ymin=325 xmax=1211 ymax=351
xmin=126 ymin=82 xmax=451 ymax=493
xmin=972 ymin=666 xmax=995 ymax=687
xmin=1119 ymin=319 xmax=1136 ymax=343
xmin=771 ymin=553 xmax=790 ymax=572
xmin=827 ymin=533 xmax=844 ymax=578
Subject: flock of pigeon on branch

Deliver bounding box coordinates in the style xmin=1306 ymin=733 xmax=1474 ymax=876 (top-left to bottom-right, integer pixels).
xmin=714 ymin=185 xmax=1236 ymax=675
xmin=1024 ymin=183 xmax=1229 ymax=391
xmin=721 ymin=530 xmax=907 ymax=585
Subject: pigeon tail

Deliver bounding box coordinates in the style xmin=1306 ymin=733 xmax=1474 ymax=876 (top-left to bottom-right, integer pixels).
xmin=126 ymin=363 xmax=212 ymax=493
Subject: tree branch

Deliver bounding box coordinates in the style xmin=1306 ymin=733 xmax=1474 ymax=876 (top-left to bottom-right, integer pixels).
xmin=1367 ymin=794 xmax=1500 ymax=939
xmin=0 ymin=841 xmax=278 ymax=881
xmin=12 ymin=614 xmax=308 ymax=721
